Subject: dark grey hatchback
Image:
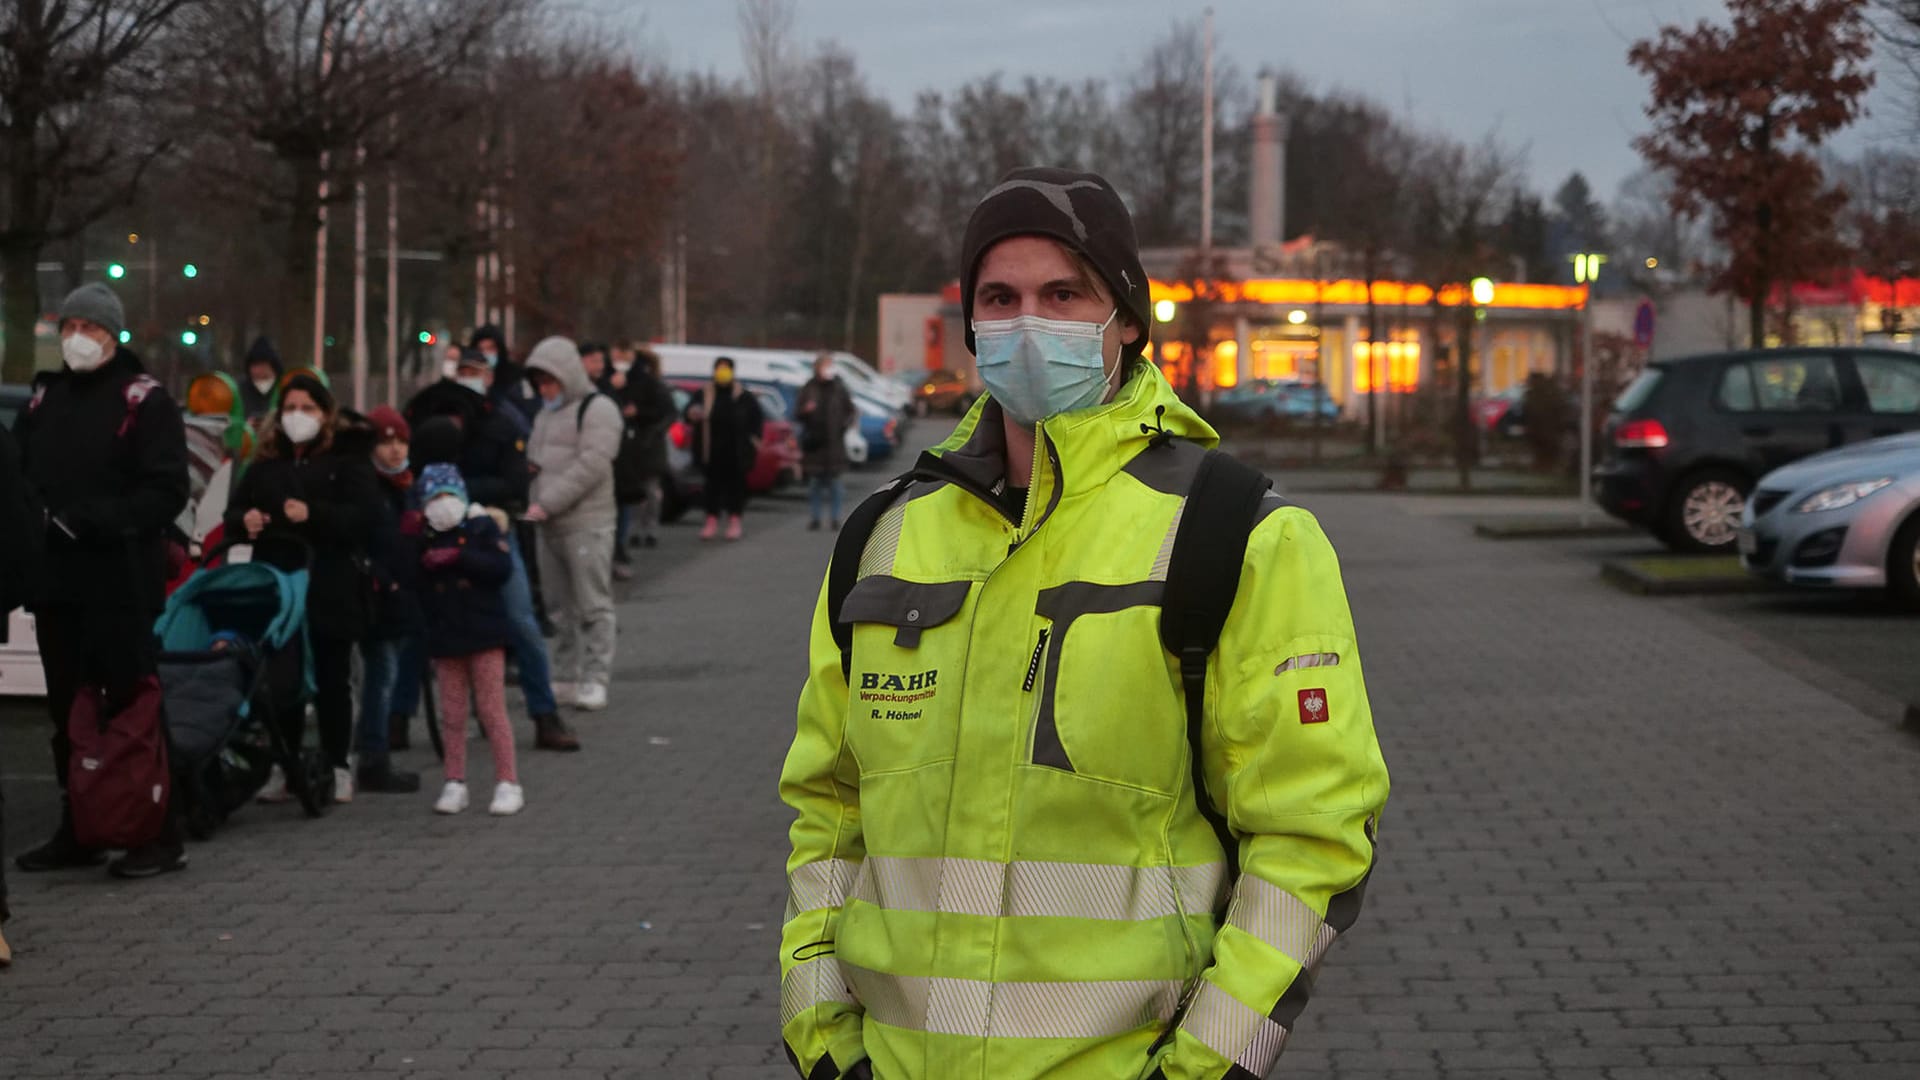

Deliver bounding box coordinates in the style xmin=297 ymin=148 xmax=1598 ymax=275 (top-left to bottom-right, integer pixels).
xmin=1595 ymin=346 xmax=1920 ymax=551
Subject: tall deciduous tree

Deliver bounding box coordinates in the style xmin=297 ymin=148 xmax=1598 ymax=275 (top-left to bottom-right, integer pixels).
xmin=180 ymin=0 xmax=531 ymax=363
xmin=0 ymin=0 xmax=196 ymax=382
xmin=1630 ymin=0 xmax=1874 ymax=348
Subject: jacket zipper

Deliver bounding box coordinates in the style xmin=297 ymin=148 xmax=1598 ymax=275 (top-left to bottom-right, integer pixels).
xmin=1022 ymin=628 xmax=1050 ymax=692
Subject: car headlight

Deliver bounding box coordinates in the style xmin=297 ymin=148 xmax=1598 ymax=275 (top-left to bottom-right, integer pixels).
xmin=1794 ymin=477 xmax=1894 ymax=513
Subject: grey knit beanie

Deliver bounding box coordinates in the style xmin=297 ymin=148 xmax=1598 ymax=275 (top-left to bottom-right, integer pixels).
xmin=58 ymin=283 xmax=126 ymax=338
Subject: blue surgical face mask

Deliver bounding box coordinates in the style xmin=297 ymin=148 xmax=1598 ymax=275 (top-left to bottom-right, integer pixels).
xmin=541 ymin=394 xmax=567 ymax=413
xmin=971 ymin=310 xmax=1117 ymax=425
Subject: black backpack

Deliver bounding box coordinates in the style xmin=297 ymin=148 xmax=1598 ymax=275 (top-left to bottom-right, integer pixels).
xmin=826 ymin=446 xmax=1272 ymax=884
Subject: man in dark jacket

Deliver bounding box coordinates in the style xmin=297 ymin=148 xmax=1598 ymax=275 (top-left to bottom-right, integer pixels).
xmin=239 ymin=336 xmax=283 ymax=419
xmin=795 ymin=352 xmax=858 ymax=531
xmin=356 ymin=405 xmax=424 ymax=793
xmin=406 ymin=356 xmax=580 ymax=752
xmin=14 ymin=283 xmax=191 ymax=880
xmin=610 ymin=343 xmax=678 ymax=569
xmin=0 ymin=420 xmax=43 ymax=957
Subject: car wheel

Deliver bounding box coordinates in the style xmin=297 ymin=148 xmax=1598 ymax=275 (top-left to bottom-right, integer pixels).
xmin=1661 ymin=469 xmax=1749 ymax=553
xmin=1887 ymin=513 xmax=1920 ymax=611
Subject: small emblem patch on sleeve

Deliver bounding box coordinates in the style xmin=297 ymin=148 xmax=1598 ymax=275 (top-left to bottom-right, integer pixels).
xmin=1298 ymin=688 xmax=1329 ymax=724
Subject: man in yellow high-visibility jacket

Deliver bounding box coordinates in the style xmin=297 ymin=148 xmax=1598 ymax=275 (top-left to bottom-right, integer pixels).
xmin=780 ymin=167 xmax=1390 ymax=1080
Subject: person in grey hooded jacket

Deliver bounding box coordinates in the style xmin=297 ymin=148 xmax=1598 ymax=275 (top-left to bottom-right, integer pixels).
xmin=523 ymin=336 xmax=625 ymax=711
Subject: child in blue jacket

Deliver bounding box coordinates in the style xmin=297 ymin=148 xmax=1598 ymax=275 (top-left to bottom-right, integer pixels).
xmin=414 ymin=464 xmax=523 ymax=816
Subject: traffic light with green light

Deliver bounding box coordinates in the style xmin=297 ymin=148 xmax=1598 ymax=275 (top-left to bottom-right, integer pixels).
xmin=106 ymin=263 xmax=126 ymax=280
xmin=180 ymin=330 xmax=199 ymax=347
xmin=182 ymin=263 xmax=199 ymax=279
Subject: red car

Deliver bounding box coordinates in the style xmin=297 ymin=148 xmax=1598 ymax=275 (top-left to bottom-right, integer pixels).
xmin=670 ymin=380 xmax=801 ymax=494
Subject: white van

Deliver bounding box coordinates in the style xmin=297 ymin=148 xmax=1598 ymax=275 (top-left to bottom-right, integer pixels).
xmin=654 ymin=344 xmax=911 ymax=413
xmin=827 ymin=351 xmax=912 ymax=411
xmin=652 ymin=344 xmax=814 ymax=389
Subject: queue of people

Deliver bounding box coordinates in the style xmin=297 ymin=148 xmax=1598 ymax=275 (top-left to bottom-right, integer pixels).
xmin=0 ymin=290 xmax=676 ymax=966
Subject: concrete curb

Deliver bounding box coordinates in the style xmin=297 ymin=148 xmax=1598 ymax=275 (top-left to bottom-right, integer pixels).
xmin=1474 ymin=518 xmax=1637 ymax=540
xmin=1599 ymin=556 xmax=1767 ymax=596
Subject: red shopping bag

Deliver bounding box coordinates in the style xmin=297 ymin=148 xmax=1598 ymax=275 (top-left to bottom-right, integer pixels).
xmin=68 ymin=676 xmax=171 ymax=849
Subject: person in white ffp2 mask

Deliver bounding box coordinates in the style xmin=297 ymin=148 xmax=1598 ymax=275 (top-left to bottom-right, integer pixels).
xmin=239 ymin=336 xmax=283 ymax=420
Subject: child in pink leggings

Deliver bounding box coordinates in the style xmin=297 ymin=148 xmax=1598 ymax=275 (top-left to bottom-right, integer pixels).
xmin=414 ymin=464 xmax=523 ymax=816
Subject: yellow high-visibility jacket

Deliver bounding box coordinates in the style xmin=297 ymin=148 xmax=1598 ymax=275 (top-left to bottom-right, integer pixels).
xmin=780 ymin=364 xmax=1389 ymax=1080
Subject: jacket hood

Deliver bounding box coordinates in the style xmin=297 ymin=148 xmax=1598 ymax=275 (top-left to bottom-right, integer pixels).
xmin=331 ymin=409 xmax=377 ymax=457
xmin=469 ymin=324 xmax=508 ymax=356
xmin=525 ymin=336 xmax=593 ymax=403
xmin=930 ymin=361 xmax=1215 ymax=503
xmin=244 ymin=336 xmax=283 ymax=373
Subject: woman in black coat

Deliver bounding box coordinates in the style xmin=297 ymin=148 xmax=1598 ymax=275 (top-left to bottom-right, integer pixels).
xmin=686 ymin=356 xmax=764 ymax=542
xmin=224 ymin=373 xmax=383 ymax=803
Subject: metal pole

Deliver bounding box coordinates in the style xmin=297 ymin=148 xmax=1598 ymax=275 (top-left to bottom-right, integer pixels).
xmin=502 ymin=118 xmax=517 ymax=348
xmin=1200 ymin=7 xmax=1215 ymax=252
xmin=386 ymin=141 xmax=399 ymax=407
xmin=352 ymin=144 xmax=368 ymax=411
xmin=1580 ymin=292 xmax=1595 ymax=527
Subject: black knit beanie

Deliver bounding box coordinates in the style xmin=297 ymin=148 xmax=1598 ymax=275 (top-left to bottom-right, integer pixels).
xmin=959 ymin=167 xmax=1151 ymax=360
xmin=411 ymin=415 xmax=464 ymax=467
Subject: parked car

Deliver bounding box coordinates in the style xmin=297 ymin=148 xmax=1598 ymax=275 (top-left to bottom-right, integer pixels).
xmin=746 ymin=377 xmax=897 ymax=465
xmin=0 ymin=383 xmax=31 ymax=431
xmin=663 ymin=388 xmax=705 ymax=522
xmin=1738 ymin=432 xmax=1920 ymax=607
xmin=1214 ymin=379 xmax=1339 ymax=424
xmin=668 ymin=380 xmax=802 ymax=495
xmin=1594 ymin=346 xmax=1920 ymax=552
xmin=1474 ymin=386 xmax=1527 ymax=438
xmin=825 ymin=350 xmax=914 ymax=414
xmin=903 ymin=367 xmax=977 ymax=416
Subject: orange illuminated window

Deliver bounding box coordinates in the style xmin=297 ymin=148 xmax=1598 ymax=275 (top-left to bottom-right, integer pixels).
xmin=1352 ymin=340 xmax=1421 ymax=393
xmin=1214 ymin=341 xmax=1239 ymax=389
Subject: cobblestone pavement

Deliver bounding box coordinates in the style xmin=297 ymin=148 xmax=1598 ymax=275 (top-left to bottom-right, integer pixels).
xmin=3 ymin=456 xmax=1919 ymax=1079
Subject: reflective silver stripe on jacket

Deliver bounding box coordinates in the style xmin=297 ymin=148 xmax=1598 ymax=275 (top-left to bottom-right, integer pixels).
xmin=843 ymin=963 xmax=1182 ymax=1040
xmin=1273 ymin=652 xmax=1341 ymax=675
xmin=786 ymin=858 xmax=863 ymax=921
xmin=781 ymin=957 xmax=857 ymax=1028
xmin=1178 ymin=980 xmax=1290 ymax=1075
xmin=848 ymin=856 xmax=1225 ymax=921
xmin=1223 ymin=875 xmax=1334 ymax=967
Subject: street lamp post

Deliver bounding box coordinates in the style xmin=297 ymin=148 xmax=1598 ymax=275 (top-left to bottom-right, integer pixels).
xmin=1469 ymin=277 xmax=1495 ymax=466
xmin=1573 ymin=253 xmax=1607 ymax=527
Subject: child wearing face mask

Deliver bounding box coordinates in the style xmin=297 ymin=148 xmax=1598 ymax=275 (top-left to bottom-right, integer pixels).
xmin=413 ymin=463 xmax=523 ymax=816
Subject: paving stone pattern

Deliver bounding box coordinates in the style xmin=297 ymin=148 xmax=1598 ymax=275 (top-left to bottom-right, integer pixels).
xmin=1 ymin=483 xmax=1917 ymax=1079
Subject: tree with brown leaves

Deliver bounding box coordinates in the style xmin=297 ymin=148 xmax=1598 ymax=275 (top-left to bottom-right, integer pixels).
xmin=1629 ymin=0 xmax=1874 ymax=348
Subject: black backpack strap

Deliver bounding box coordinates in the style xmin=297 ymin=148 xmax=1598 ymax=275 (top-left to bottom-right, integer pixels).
xmin=827 ymin=474 xmax=915 ymax=680
xmin=1158 ymin=449 xmax=1272 ymax=886
xmin=575 ymin=392 xmax=602 ymax=431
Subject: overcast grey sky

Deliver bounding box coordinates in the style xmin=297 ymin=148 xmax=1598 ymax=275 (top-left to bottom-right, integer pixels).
xmin=608 ymin=0 xmax=1906 ymax=203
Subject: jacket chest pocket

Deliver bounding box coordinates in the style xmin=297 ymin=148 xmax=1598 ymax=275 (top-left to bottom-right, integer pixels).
xmin=840 ymin=576 xmax=971 ymax=775
xmin=1030 ymin=585 xmax=1187 ymax=795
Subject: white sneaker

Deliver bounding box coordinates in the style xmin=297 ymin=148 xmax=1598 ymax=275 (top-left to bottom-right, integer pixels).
xmin=333 ymin=767 xmax=355 ymax=804
xmin=434 ymin=780 xmax=469 ymax=815
xmin=489 ymin=782 xmax=525 ymax=816
xmin=552 ymin=682 xmax=578 ymax=706
xmin=256 ymin=764 xmax=291 ymax=804
xmin=575 ymin=683 xmax=608 ymax=711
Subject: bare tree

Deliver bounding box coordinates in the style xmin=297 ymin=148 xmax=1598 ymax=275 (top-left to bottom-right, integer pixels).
xmin=0 ymin=0 xmax=198 ymax=381
xmin=1403 ymin=134 xmax=1526 ymax=490
xmin=1121 ymin=19 xmax=1245 ymax=247
xmin=178 ymin=0 xmax=534 ymax=362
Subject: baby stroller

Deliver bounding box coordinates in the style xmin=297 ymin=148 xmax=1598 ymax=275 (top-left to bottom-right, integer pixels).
xmin=154 ymin=536 xmax=333 ymax=836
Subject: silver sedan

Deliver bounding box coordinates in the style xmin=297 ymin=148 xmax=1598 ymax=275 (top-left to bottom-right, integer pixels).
xmin=1738 ymin=433 xmax=1920 ymax=608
